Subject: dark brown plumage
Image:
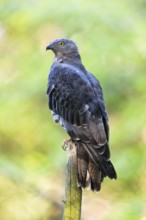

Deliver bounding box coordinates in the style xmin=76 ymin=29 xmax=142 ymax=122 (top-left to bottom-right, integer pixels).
xmin=46 ymin=38 xmax=117 ymax=191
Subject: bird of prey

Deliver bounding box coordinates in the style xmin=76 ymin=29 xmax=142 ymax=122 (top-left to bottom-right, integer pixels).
xmin=46 ymin=38 xmax=117 ymax=191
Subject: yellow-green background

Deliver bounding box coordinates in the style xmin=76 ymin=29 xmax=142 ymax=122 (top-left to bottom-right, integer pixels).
xmin=0 ymin=0 xmax=146 ymax=219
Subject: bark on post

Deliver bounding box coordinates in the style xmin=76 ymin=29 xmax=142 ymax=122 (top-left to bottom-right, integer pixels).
xmin=63 ymin=140 xmax=82 ymax=220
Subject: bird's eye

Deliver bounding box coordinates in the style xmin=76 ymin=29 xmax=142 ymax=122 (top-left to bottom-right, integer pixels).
xmin=59 ymin=42 xmax=65 ymax=46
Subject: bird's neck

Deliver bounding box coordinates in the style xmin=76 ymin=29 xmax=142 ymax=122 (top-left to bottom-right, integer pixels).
xmin=54 ymin=53 xmax=86 ymax=72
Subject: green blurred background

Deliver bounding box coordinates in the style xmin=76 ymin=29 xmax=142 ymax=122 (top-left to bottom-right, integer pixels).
xmin=0 ymin=0 xmax=146 ymax=219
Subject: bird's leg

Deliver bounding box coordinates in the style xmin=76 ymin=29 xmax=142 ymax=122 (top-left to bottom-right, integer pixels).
xmin=62 ymin=138 xmax=72 ymax=151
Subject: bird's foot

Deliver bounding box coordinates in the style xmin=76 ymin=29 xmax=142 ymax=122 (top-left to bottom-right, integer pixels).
xmin=62 ymin=138 xmax=72 ymax=151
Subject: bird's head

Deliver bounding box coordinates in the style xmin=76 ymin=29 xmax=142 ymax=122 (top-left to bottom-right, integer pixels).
xmin=46 ymin=38 xmax=79 ymax=58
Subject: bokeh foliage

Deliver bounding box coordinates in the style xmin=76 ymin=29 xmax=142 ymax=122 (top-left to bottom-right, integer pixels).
xmin=0 ymin=0 xmax=146 ymax=219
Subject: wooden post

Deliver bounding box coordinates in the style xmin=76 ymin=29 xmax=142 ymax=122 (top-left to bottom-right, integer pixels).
xmin=63 ymin=140 xmax=82 ymax=220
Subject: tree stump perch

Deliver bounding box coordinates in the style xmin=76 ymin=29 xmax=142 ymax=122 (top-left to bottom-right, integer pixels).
xmin=63 ymin=140 xmax=82 ymax=220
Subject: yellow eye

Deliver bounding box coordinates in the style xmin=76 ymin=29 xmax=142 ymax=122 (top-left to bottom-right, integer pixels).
xmin=59 ymin=42 xmax=65 ymax=46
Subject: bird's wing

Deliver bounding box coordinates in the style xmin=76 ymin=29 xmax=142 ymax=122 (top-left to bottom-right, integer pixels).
xmin=47 ymin=63 xmax=107 ymax=145
xmin=86 ymin=72 xmax=109 ymax=141
xmin=47 ymin=64 xmax=94 ymax=125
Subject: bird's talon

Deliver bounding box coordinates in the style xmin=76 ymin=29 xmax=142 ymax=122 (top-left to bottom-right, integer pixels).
xmin=62 ymin=139 xmax=72 ymax=151
xmin=62 ymin=142 xmax=68 ymax=151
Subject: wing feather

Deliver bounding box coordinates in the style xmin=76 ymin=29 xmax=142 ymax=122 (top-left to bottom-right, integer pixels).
xmin=47 ymin=64 xmax=109 ymax=145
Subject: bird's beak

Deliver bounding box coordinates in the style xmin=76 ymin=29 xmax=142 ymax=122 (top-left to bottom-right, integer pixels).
xmin=46 ymin=43 xmax=53 ymax=51
xmin=46 ymin=45 xmax=51 ymax=51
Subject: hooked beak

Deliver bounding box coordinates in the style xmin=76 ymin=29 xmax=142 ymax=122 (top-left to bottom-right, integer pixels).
xmin=46 ymin=44 xmax=52 ymax=51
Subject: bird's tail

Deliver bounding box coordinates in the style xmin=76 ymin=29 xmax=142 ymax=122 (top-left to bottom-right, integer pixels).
xmin=76 ymin=141 xmax=117 ymax=191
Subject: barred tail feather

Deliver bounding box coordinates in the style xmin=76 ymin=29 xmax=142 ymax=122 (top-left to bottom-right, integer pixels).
xmin=76 ymin=141 xmax=117 ymax=191
xmin=83 ymin=142 xmax=117 ymax=179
